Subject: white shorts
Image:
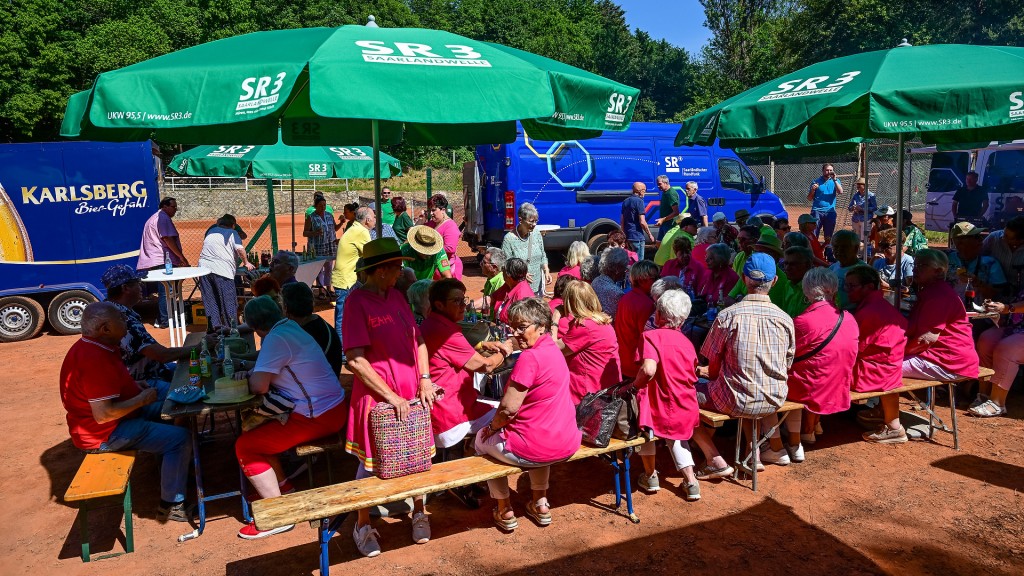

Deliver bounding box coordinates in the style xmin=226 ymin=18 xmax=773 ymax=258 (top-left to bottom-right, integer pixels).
xmin=434 ymin=408 xmax=496 ymax=449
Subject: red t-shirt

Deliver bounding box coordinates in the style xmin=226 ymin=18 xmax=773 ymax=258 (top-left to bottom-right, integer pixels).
xmin=60 ymin=338 xmax=142 ymax=450
xmin=558 ymin=265 xmax=581 ymax=280
xmin=614 ymin=289 xmax=655 ymax=378
xmin=420 ymin=313 xmax=490 ymax=436
xmin=804 ymin=232 xmax=826 ymax=262
xmin=697 ymin=267 xmax=739 ymax=301
xmin=661 ymin=258 xmax=708 ymax=289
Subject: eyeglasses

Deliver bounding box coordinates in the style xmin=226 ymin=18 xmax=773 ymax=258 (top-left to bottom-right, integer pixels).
xmin=522 ymin=218 xmax=538 ymax=225
xmin=778 ymin=226 xmax=791 ymax=231
xmin=447 ymin=297 xmax=470 ymax=307
xmin=511 ymin=323 xmax=535 ymax=334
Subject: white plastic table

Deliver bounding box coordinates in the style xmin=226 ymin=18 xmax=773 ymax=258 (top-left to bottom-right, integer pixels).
xmin=295 ymin=257 xmax=328 ymax=288
xmin=144 ymin=267 xmax=211 ymax=347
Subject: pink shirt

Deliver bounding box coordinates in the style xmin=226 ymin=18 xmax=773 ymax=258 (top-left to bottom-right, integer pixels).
xmin=137 ymin=210 xmax=183 ymax=268
xmin=560 ymin=318 xmax=621 ymax=403
xmin=421 ymin=313 xmax=490 ymax=436
xmin=661 ymin=258 xmax=708 ymax=289
xmin=431 ymin=218 xmax=463 ymax=280
xmin=548 ymin=297 xmax=563 ymax=314
xmin=614 ymin=289 xmax=654 ymax=378
xmin=852 ymin=290 xmax=907 ymax=393
xmin=558 ymin=265 xmax=581 ymax=279
xmin=906 ymin=281 xmax=980 ymax=378
xmin=343 ymin=287 xmax=426 ymax=472
xmin=638 ymin=328 xmax=699 ymax=440
xmin=787 ymin=301 xmax=858 ymax=414
xmin=692 ymin=244 xmax=709 ymax=268
xmin=494 ymin=280 xmax=535 ymax=325
xmin=504 ymin=335 xmax=582 ymax=463
xmin=698 ymin=267 xmax=739 ymax=301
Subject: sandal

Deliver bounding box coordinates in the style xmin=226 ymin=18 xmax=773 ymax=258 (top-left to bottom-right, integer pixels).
xmin=968 ymin=399 xmax=1007 ymax=418
xmin=492 ymin=507 xmax=518 ymax=531
xmin=526 ymin=499 xmax=552 ymax=526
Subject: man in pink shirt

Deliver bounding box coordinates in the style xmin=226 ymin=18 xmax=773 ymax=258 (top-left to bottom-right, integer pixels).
xmin=137 ymin=197 xmax=188 ymax=328
xmin=615 ymin=261 xmax=659 ymax=378
xmin=903 ymin=249 xmax=980 ymax=381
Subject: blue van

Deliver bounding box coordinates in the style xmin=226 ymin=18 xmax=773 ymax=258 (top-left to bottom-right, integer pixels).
xmin=465 ymin=122 xmax=787 ymax=253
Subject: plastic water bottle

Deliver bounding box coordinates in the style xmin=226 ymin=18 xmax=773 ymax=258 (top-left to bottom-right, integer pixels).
xmin=199 ymin=339 xmax=212 ymax=378
xmin=163 ymin=250 xmax=173 ymax=275
xmin=223 ymin=347 xmax=235 ymax=379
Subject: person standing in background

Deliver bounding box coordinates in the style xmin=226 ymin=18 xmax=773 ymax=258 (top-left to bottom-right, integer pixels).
xmin=304 ymin=196 xmax=341 ymax=299
xmin=653 ymin=175 xmax=681 ymax=241
xmin=137 ymin=197 xmax=188 ymax=329
xmin=682 ymin=181 xmax=708 ymax=227
xmin=952 ymin=170 xmax=989 ymax=223
xmin=621 ymin=182 xmax=655 ymax=262
xmin=807 ymin=163 xmax=844 ymax=245
xmin=848 ymin=177 xmax=876 ymax=243
xmin=198 ymin=214 xmax=255 ymax=331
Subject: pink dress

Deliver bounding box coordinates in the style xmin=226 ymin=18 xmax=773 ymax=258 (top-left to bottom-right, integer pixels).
xmin=661 ymin=258 xmax=708 ymax=289
xmin=342 ymin=287 xmax=427 ymax=472
xmin=558 ymin=265 xmax=581 ymax=279
xmin=637 ymin=328 xmax=699 ymax=440
xmin=420 ymin=313 xmax=490 ymax=436
xmin=906 ymin=281 xmax=980 ymax=378
xmin=503 ymin=335 xmax=582 ymax=463
xmin=852 ymin=290 xmax=907 ymax=393
xmin=614 ymin=289 xmax=654 ymax=378
xmin=431 ymin=218 xmax=463 ymax=279
xmin=787 ymin=301 xmax=859 ymax=414
xmin=560 ymin=318 xmax=622 ymax=403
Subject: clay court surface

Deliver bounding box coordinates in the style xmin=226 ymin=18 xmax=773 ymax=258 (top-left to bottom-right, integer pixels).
xmin=3 ymin=249 xmax=1023 ymax=576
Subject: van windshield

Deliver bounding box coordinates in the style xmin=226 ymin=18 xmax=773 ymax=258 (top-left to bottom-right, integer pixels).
xmin=927 ymin=152 xmax=968 ymax=193
xmin=984 ymin=150 xmax=1024 ymax=194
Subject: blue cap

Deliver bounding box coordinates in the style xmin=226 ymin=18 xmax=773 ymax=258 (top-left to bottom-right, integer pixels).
xmin=102 ymin=264 xmax=147 ymax=290
xmin=743 ymin=253 xmax=777 ymax=282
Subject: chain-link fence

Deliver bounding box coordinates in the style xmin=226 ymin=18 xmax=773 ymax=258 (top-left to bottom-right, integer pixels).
xmin=745 ymin=139 xmax=932 ymax=231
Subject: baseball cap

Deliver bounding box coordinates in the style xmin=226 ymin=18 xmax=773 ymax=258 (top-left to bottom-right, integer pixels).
xmin=877 ymin=205 xmax=896 ymax=216
xmin=712 ymin=212 xmax=727 ymax=222
xmin=102 ymin=264 xmax=147 ymax=290
xmin=797 ymin=213 xmax=818 ymax=226
xmin=743 ymin=253 xmax=777 ymax=282
xmin=951 ymin=221 xmax=985 ymax=239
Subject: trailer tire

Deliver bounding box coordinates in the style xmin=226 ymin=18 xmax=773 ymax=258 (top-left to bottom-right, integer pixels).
xmin=587 ymin=233 xmax=609 ymax=255
xmin=47 ymin=290 xmax=97 ymax=335
xmin=0 ymin=296 xmax=45 ymax=343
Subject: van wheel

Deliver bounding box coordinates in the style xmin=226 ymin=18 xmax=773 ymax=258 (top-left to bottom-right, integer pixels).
xmin=0 ymin=296 xmax=45 ymax=342
xmin=47 ymin=290 xmax=97 ymax=335
xmin=587 ymin=233 xmax=609 ymax=255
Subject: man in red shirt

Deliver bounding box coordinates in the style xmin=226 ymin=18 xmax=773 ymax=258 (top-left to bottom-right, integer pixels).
xmin=60 ymin=302 xmax=192 ymax=522
xmin=798 ymin=214 xmax=829 ymax=266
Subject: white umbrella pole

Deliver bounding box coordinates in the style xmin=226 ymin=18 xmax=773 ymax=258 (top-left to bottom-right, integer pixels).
xmin=372 ymin=119 xmax=383 ymax=238
xmin=894 ymin=133 xmax=905 ymax=310
xmin=290 ymin=179 xmax=296 ymax=251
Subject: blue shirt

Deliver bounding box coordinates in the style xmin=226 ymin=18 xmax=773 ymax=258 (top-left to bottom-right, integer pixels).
xmin=683 ymin=193 xmax=708 ymax=223
xmin=621 ymin=195 xmax=646 ymax=241
xmin=810 ymin=176 xmax=841 ymax=212
xmin=873 ymin=254 xmax=915 ymax=289
xmin=848 ymin=191 xmax=877 ymax=224
xmin=946 ymin=251 xmax=1008 ymax=296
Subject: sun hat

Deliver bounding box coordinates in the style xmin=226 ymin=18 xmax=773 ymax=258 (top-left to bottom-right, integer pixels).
xmin=406 ymin=225 xmax=445 ymax=256
xmin=743 ymin=252 xmax=777 ymax=282
xmin=712 ymin=212 xmax=727 ymax=222
xmin=754 ymin=232 xmax=784 ymax=257
xmin=203 ymin=376 xmax=255 ymax=404
xmin=797 ymin=213 xmax=818 ymax=226
xmin=734 ymin=209 xmax=750 ymax=220
xmin=951 ymin=221 xmax=986 ymax=239
xmin=877 ymin=205 xmax=896 ymax=216
xmin=856 ymin=177 xmax=866 ymax=185
xmin=355 ymin=238 xmax=413 ymax=272
xmin=102 ymin=264 xmax=148 ymax=290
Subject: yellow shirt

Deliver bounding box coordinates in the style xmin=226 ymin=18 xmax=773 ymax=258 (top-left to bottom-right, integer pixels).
xmin=332 ymin=222 xmax=370 ymax=289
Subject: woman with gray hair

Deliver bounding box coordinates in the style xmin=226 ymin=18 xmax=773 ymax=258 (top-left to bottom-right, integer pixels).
xmin=501 ymin=202 xmax=551 ymax=295
xmin=782 ymin=231 xmax=810 ymax=251
xmin=406 ymin=279 xmax=433 ymax=325
xmin=630 ymin=289 xmax=701 ymax=498
xmin=760 ymin=267 xmax=859 ymax=466
xmin=697 ymin=243 xmax=739 ymax=303
xmin=591 ymin=247 xmax=629 ymax=316
xmin=558 ymin=240 xmax=590 ymax=280
xmin=231 ymin=295 xmax=347 ymax=540
xmin=692 ymin=226 xmax=717 ymax=266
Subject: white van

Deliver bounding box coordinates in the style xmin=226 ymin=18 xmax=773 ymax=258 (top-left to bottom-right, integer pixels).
xmin=921 ymin=141 xmax=1024 ymax=232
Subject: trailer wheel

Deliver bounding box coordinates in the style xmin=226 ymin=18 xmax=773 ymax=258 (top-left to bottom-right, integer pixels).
xmin=47 ymin=290 xmax=97 ymax=335
xmin=587 ymin=232 xmax=609 ymax=255
xmin=0 ymin=296 xmax=45 ymax=343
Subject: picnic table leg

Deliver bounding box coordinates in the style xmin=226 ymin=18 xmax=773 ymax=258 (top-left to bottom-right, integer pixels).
xmin=79 ymin=502 xmax=90 ymax=562
xmin=928 ymin=389 xmax=936 ymax=440
xmin=610 ymin=454 xmax=623 ymax=510
xmin=751 ymin=419 xmax=759 ymax=493
xmin=949 ymin=382 xmax=960 ymax=450
xmin=123 ymin=483 xmax=134 ymax=554
xmin=191 ymin=415 xmax=207 ymax=536
xmin=622 ymin=448 xmax=639 ymax=524
xmin=319 ymin=513 xmax=349 ymax=576
xmin=236 ymin=410 xmax=253 ymax=524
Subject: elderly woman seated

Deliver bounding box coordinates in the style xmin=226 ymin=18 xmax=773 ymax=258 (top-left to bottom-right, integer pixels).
xmin=606 ymin=230 xmax=638 ymax=265
xmin=491 ymin=257 xmax=533 ymax=324
xmin=872 ymin=228 xmax=914 ymax=290
xmin=555 ymin=281 xmax=621 ymax=403
xmin=973 ymin=285 xmax=1024 ymax=417
xmin=591 ymin=247 xmax=629 ymax=316
xmin=697 ymin=243 xmax=738 ymax=304
xmin=548 ymin=274 xmax=577 ymax=339
xmin=476 ymin=298 xmax=582 ymax=531
xmin=558 ymin=241 xmax=591 ymax=280
xmin=616 ymin=260 xmax=660 ymax=379
xmin=232 ymin=296 xmax=347 ymax=540
xmin=407 ymin=279 xmax=433 ymax=325
xmin=691 ymin=226 xmax=717 ymax=268
xmin=281 ymin=282 xmax=343 ymax=376
xmin=661 ymin=236 xmax=707 ymax=290
xmin=761 ymin=268 xmax=858 ymax=465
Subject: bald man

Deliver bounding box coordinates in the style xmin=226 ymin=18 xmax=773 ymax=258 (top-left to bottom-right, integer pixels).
xmin=621 ymin=181 xmax=655 ymax=261
xmin=59 ymin=302 xmax=193 ymax=522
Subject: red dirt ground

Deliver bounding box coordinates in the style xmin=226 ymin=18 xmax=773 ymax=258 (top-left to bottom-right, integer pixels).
xmin=2 ymin=240 xmax=1023 ymax=576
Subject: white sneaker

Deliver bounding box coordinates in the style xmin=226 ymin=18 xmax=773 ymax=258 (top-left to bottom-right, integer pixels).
xmin=353 ymin=523 xmax=381 ymax=558
xmin=786 ymin=443 xmax=805 ymax=463
xmin=411 ymin=511 xmax=430 ymax=544
xmin=760 ymin=447 xmax=791 ymax=466
xmin=969 ymin=393 xmax=990 ymax=409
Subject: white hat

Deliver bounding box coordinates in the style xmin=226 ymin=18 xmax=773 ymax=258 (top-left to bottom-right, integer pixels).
xmin=712 ymin=212 xmax=726 ymax=222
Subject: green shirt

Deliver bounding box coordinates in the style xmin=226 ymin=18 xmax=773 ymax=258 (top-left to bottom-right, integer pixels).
xmin=381 ymin=201 xmax=396 ymax=225
xmin=769 ymin=273 xmax=810 ymax=318
xmin=483 ymin=273 xmax=505 ymax=297
xmin=401 ymin=243 xmax=450 ymax=280
xmin=654 ymin=227 xmax=694 ymax=266
xmin=392 ymin=211 xmax=414 ymax=243
xmin=659 ymin=186 xmax=682 ymax=218
xmin=903 ymin=225 xmax=928 ymax=256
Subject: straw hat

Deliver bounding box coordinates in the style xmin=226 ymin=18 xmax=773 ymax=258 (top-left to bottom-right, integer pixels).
xmin=203 ymin=377 xmax=255 ymax=404
xmin=355 ymin=238 xmax=413 ymax=272
xmin=406 ymin=225 xmax=445 ymax=256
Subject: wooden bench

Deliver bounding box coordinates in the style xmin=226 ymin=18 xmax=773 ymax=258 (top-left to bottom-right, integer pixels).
xmin=63 ymin=451 xmax=137 ymax=562
xmin=698 ymin=401 xmax=805 ymax=492
xmin=291 ymin=434 xmax=346 ymax=487
xmin=849 ymin=367 xmax=995 ymax=450
xmin=252 ymin=436 xmax=650 ymax=576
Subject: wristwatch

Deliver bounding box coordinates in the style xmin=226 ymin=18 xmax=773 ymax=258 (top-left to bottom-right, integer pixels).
xmin=420 ymin=373 xmax=431 ymax=381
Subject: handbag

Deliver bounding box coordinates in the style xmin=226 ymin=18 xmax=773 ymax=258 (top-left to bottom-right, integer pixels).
xmin=241 ymin=366 xmax=313 ymax=432
xmin=369 ymin=388 xmax=444 ymax=479
xmin=793 ymin=311 xmax=845 ymax=364
xmin=575 ymin=381 xmax=640 ymax=448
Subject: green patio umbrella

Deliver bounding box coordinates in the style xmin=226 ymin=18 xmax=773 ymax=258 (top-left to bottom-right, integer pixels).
xmin=60 ymin=24 xmax=639 ymax=235
xmin=169 ymin=140 xmax=401 ymax=251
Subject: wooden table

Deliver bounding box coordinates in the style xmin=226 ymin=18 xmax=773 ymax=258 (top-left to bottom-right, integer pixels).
xmin=161 ymin=331 xmax=260 ymax=541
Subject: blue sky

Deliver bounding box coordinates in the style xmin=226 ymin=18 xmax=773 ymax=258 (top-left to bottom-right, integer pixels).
xmin=614 ymin=0 xmax=712 ymax=56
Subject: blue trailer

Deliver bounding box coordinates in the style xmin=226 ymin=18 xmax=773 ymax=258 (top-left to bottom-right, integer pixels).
xmin=0 ymin=141 xmax=159 ymax=342
xmin=465 ymin=122 xmax=787 ymax=253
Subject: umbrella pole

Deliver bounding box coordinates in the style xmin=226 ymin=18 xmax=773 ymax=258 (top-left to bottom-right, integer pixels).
xmin=267 ymin=178 xmax=279 ymax=254
xmin=290 ymin=179 xmax=296 ymax=251
xmin=372 ymin=119 xmax=383 ymax=238
xmin=894 ymin=134 xmax=905 ymax=310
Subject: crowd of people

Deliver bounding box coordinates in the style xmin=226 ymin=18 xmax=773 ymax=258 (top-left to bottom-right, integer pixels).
xmin=59 ymin=175 xmax=1024 ymax=558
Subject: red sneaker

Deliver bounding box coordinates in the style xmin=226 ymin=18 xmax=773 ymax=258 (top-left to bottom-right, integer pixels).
xmin=238 ymin=521 xmax=294 ymax=540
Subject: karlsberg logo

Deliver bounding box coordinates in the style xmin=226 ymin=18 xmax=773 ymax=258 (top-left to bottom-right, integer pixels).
xmin=236 ymin=73 xmax=287 ymax=114
xmin=356 ymin=41 xmax=491 ymax=67
xmin=605 ymin=92 xmax=632 ymax=125
xmin=758 ymin=71 xmax=861 ymax=102
xmin=207 ymin=145 xmax=255 ymax=159
xmin=1011 ymin=91 xmax=1024 ymax=120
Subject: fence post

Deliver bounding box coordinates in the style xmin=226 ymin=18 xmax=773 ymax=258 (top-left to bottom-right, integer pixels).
xmin=426 ymin=168 xmax=433 ymax=202
xmin=769 ymin=161 xmax=775 ymax=192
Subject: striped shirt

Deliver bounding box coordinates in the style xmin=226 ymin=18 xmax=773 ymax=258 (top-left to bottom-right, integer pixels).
xmin=700 ymin=294 xmax=794 ymax=417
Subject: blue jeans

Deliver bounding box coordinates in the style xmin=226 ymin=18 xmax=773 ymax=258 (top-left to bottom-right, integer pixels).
xmin=96 ymin=381 xmax=191 ymax=503
xmin=812 ymin=209 xmax=838 ymax=242
xmin=333 ymin=288 xmax=351 ymax=356
xmin=629 ymin=239 xmax=646 ymax=262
